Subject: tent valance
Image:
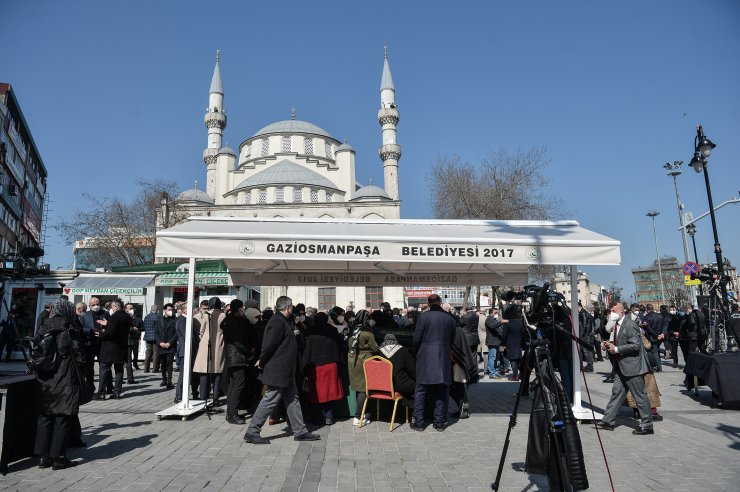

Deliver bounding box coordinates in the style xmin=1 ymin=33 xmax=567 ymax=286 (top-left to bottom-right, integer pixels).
xmin=155 ymin=272 xmax=231 ymax=287
xmin=63 ymin=274 xmax=154 ymax=295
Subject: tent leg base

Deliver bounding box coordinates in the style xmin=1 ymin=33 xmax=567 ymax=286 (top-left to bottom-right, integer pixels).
xmin=571 ymin=405 xmax=603 ymax=422
xmin=156 ymin=400 xmax=207 ymax=420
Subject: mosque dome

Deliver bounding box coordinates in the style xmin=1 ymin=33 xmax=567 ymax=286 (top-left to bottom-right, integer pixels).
xmin=351 ymin=184 xmax=391 ymax=201
xmin=176 ymin=188 xmax=214 ymax=204
xmin=251 ymin=119 xmax=333 ymax=139
xmin=336 ymin=142 xmax=355 ymax=152
xmin=218 ymin=146 xmax=236 ymax=156
xmin=234 ymin=160 xmax=341 ymax=191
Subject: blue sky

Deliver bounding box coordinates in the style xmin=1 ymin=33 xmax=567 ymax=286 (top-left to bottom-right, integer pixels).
xmin=2 ymin=0 xmax=739 ymax=299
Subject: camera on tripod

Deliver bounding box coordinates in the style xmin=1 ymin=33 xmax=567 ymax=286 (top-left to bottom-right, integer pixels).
xmin=0 ymin=246 xmax=50 ymax=279
xmin=690 ymin=267 xmax=731 ymax=285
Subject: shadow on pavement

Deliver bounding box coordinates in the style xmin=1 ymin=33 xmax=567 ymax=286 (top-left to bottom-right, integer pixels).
xmin=75 ymin=434 xmax=158 ymax=462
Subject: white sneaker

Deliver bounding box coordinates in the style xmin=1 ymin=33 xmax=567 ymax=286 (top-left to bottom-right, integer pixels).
xmin=353 ymin=416 xmax=370 ymax=426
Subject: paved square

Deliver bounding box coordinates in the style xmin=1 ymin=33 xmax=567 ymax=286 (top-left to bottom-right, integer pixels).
xmin=2 ymin=358 xmax=739 ymax=491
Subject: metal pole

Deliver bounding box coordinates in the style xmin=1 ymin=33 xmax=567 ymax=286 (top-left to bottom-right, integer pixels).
xmin=688 ymin=229 xmax=704 ymax=296
xmin=648 ymin=212 xmax=667 ymax=305
xmin=667 ymin=165 xmax=697 ymax=306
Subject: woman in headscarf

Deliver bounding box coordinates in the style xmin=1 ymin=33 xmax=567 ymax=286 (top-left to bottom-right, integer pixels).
xmin=348 ymin=309 xmax=378 ymax=425
xmin=301 ymin=312 xmax=344 ymax=425
xmin=34 ymin=298 xmax=84 ymax=470
xmin=379 ymin=334 xmax=416 ymax=398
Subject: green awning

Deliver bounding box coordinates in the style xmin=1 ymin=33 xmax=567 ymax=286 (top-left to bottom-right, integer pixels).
xmin=155 ymin=271 xmax=231 ymax=287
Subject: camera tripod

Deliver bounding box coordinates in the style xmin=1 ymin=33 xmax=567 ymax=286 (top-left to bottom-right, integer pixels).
xmin=491 ymin=321 xmax=590 ymax=492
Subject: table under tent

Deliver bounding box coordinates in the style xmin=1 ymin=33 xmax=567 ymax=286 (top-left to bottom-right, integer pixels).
xmin=153 ymin=217 xmax=621 ymax=421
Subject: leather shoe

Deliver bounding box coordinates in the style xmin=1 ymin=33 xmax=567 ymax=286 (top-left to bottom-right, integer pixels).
xmin=433 ymin=422 xmax=446 ymax=432
xmin=294 ymin=432 xmax=320 ymax=441
xmin=159 ymin=381 xmax=167 ymax=387
xmin=651 ymin=414 xmax=663 ymax=422
xmin=409 ymin=423 xmax=425 ymax=432
xmin=226 ymin=415 xmax=246 ymax=425
xmin=109 ymin=394 xmax=122 ymax=399
xmin=633 ymin=427 xmax=654 ymax=435
xmin=68 ymin=440 xmax=87 ymax=448
xmin=594 ymin=421 xmax=615 ymax=431
xmin=603 ymin=378 xmax=614 ymax=384
xmin=127 ymin=380 xmax=137 ymax=384
xmin=244 ymin=434 xmax=269 ymax=444
xmin=52 ymin=457 xmax=79 ymax=470
xmin=92 ymin=394 xmax=105 ymax=401
xmin=39 ymin=457 xmax=52 ymax=469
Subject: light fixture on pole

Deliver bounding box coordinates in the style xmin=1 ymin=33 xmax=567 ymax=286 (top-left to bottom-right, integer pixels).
xmin=686 ymin=223 xmax=704 ymax=296
xmin=664 ymin=160 xmax=696 ymax=305
xmin=646 ymin=210 xmax=667 ymax=305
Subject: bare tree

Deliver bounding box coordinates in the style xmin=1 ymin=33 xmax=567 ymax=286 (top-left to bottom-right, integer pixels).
xmin=55 ymin=178 xmax=189 ymax=268
xmin=428 ymin=147 xmax=565 ymax=288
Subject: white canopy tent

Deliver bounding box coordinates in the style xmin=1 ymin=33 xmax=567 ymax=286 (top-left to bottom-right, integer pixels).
xmin=154 ymin=217 xmax=620 ymax=420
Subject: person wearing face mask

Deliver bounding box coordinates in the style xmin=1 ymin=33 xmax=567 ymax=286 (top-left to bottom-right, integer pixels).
xmin=221 ymin=299 xmax=257 ymax=424
xmin=293 ymin=303 xmax=313 ymax=332
xmin=329 ymin=306 xmax=348 ymax=337
xmin=348 ymin=309 xmax=378 ymax=426
xmin=602 ymin=308 xmax=620 ymax=384
xmin=94 ymin=299 xmax=131 ymax=400
xmin=81 ymin=297 xmax=109 ymax=394
xmin=156 ymin=303 xmax=178 ymax=389
xmin=679 ymin=305 xmax=699 ymax=364
xmin=124 ymin=303 xmax=142 ymax=378
xmin=193 ymin=298 xmax=226 ymax=404
xmin=142 ymin=305 xmax=164 ymax=374
xmin=301 ymin=312 xmax=344 ymax=425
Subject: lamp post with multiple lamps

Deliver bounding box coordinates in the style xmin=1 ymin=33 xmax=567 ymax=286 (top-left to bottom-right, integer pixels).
xmin=689 ymin=125 xmax=730 ymax=311
xmin=646 ymin=210 xmax=667 ymax=305
xmin=664 ymin=160 xmax=696 ymax=305
xmin=685 ymin=223 xmax=704 ymax=295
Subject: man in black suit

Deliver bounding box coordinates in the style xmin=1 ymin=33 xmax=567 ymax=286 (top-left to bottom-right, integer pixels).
xmin=94 ymin=299 xmax=131 ymax=400
xmin=597 ymin=301 xmax=654 ymax=435
xmin=244 ymin=296 xmax=319 ymax=444
xmin=82 ymin=297 xmax=109 ymax=393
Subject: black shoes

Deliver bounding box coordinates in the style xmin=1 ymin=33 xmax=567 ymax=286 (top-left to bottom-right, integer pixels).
xmin=39 ymin=457 xmax=52 ymax=469
xmin=294 ymin=432 xmax=320 ymax=442
xmin=68 ymin=440 xmax=87 ymax=448
xmin=594 ymin=421 xmax=615 ymax=431
xmin=160 ymin=381 xmax=167 ymax=387
xmin=127 ymin=380 xmax=137 ymax=384
xmin=652 ymin=414 xmax=664 ymax=422
xmin=583 ymin=366 xmax=594 ymax=373
xmin=409 ymin=423 xmax=425 ymax=432
xmin=166 ymin=384 xmax=175 ymax=390
xmin=244 ymin=434 xmax=269 ymax=444
xmin=52 ymin=457 xmax=79 ymax=470
xmin=433 ymin=422 xmax=446 ymax=432
xmin=92 ymin=394 xmax=105 ymax=401
xmin=109 ymin=394 xmax=122 ymax=399
xmin=325 ymin=418 xmax=335 ymax=426
xmin=226 ymin=415 xmax=246 ymax=425
xmin=633 ymin=427 xmax=654 ymax=435
xmin=603 ymin=377 xmax=615 ymax=384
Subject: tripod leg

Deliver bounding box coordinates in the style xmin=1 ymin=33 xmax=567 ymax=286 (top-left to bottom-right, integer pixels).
xmin=491 ymin=373 xmax=528 ymax=491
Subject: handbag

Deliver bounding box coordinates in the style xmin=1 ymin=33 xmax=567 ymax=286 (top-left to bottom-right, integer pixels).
xmin=74 ymin=361 xmax=93 ymax=405
xmin=641 ymin=334 xmax=652 ymax=351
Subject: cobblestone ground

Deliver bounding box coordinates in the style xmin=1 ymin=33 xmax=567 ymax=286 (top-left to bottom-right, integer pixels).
xmin=1 ymin=356 xmax=739 ymax=491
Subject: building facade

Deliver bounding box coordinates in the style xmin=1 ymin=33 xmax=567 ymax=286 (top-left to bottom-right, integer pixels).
xmin=0 ymin=83 xmax=47 ymax=260
xmin=632 ymin=256 xmax=686 ymax=307
xmin=163 ymin=50 xmax=405 ymax=309
xmin=552 ymin=271 xmax=605 ymax=309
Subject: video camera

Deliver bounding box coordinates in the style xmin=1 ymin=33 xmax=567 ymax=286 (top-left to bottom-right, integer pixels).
xmin=502 ymin=283 xmax=567 ymax=327
xmin=0 ymin=246 xmax=50 ymax=279
xmin=690 ymin=267 xmax=732 ymax=285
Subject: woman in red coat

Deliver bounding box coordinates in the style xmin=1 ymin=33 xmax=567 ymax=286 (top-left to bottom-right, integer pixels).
xmin=301 ymin=312 xmax=344 ymax=425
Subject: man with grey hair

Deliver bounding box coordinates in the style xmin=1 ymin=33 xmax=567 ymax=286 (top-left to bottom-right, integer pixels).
xmin=244 ymin=296 xmax=319 ymax=444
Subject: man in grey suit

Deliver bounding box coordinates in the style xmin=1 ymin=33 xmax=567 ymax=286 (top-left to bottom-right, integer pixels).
xmin=596 ymin=301 xmax=654 ymax=435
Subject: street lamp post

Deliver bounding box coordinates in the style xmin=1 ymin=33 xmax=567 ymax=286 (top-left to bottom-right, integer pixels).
xmin=664 ymin=160 xmax=696 ymax=305
xmin=689 ymin=125 xmax=729 ymax=314
xmin=647 ymin=210 xmax=667 ymax=305
xmin=686 ymin=223 xmax=704 ymax=296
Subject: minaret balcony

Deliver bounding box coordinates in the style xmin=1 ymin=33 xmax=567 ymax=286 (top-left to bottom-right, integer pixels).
xmin=204 ymin=111 xmax=227 ymax=129
xmin=379 ymin=144 xmax=401 ymax=161
xmin=377 ymin=107 xmax=400 ymax=126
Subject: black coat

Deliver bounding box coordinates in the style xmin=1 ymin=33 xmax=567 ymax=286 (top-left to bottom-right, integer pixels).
xmin=380 ymin=344 xmax=416 ymax=397
xmin=460 ymin=310 xmax=480 ymax=347
xmin=99 ymin=310 xmax=131 ymax=364
xmin=666 ymin=314 xmax=681 ymax=342
xmin=221 ymin=314 xmax=257 ymax=368
xmin=156 ymin=315 xmax=178 ymax=354
xmin=36 ymin=316 xmax=81 ymax=416
xmin=175 ymin=316 xmax=200 ymax=359
xmin=301 ymin=324 xmax=343 ymax=372
xmin=414 ymin=305 xmax=456 ymax=385
xmin=128 ymin=317 xmax=143 ymax=347
xmin=644 ymin=311 xmax=664 ymax=342
xmin=259 ymin=311 xmax=297 ymax=388
xmin=502 ymin=319 xmax=526 ymax=360
xmin=484 ymin=316 xmax=503 ymax=347
xmin=452 ymin=325 xmax=479 ymax=384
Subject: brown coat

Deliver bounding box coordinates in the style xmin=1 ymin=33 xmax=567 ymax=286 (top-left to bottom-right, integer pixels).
xmin=193 ymin=309 xmax=225 ymax=374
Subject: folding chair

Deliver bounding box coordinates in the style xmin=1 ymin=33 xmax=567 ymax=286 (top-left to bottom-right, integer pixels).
xmin=360 ymin=356 xmax=409 ymax=431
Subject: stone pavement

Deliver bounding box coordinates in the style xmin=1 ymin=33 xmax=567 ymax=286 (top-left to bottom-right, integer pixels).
xmin=1 ymin=356 xmax=739 ymax=491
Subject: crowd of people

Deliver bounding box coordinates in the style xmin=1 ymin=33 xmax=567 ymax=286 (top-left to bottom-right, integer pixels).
xmin=28 ymin=290 xmax=739 ymax=466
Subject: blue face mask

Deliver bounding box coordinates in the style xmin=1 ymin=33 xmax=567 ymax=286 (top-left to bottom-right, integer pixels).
xmin=679 ymin=311 xmax=685 ymax=317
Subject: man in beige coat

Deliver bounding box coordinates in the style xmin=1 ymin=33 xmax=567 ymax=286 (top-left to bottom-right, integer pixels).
xmin=193 ymin=298 xmax=226 ymax=403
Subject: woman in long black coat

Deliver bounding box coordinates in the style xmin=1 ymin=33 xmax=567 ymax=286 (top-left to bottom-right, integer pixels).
xmin=34 ymin=299 xmax=83 ymax=470
xmin=500 ymin=304 xmax=526 ymax=382
xmin=301 ymin=312 xmax=344 ymax=425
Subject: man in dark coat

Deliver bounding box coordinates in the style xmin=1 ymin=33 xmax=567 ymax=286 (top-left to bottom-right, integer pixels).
xmin=82 ymin=297 xmax=109 ymax=393
xmin=94 ymin=299 xmax=131 ymax=400
xmin=411 ymin=294 xmax=456 ymax=431
xmin=222 ymin=299 xmax=258 ymax=424
xmin=244 ymin=296 xmax=319 ymax=444
xmin=643 ymin=304 xmax=665 ymax=372
xmin=174 ymin=303 xmax=200 ymax=404
xmin=157 ymin=303 xmax=178 ymax=389
xmin=459 ymin=305 xmax=480 ymax=355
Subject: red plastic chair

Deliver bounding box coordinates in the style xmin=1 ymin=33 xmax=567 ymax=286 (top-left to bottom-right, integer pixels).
xmin=360 ymin=356 xmax=409 ymax=431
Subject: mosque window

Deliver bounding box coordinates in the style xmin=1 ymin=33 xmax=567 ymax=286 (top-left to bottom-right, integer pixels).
xmin=275 ymin=187 xmax=285 ymax=203
xmin=281 ymin=136 xmax=291 ymax=153
xmin=243 ymin=190 xmax=251 ymax=204
xmin=258 ymin=189 xmax=267 ymax=204
xmin=326 ymin=192 xmax=333 ymax=203
xmin=293 ymin=187 xmax=302 ymax=203
xmin=325 ymin=142 xmax=333 ymax=159
xmin=261 ymin=138 xmax=269 ymax=156
xmin=318 ymin=287 xmax=336 ymax=311
xmin=304 ymin=138 xmax=313 ymax=155
xmin=244 ymin=144 xmax=251 ymax=158
xmin=310 ymin=189 xmax=319 ymax=203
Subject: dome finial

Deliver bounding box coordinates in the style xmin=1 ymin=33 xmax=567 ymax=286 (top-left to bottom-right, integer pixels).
xmin=384 ymin=46 xmax=388 ymax=59
xmin=369 ymin=178 xmax=373 ymax=185
xmin=216 ymin=49 xmax=220 ymax=62
xmin=291 ymin=108 xmax=296 ymax=120
xmin=194 ymin=179 xmax=198 ymax=190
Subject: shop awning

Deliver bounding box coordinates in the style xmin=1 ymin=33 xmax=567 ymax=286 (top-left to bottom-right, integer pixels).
xmin=155 ymin=271 xmax=232 ymax=287
xmin=63 ymin=274 xmax=154 ymax=296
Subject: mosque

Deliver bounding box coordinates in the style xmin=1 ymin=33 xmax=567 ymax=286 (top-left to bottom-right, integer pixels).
xmin=166 ymin=49 xmax=405 ymax=309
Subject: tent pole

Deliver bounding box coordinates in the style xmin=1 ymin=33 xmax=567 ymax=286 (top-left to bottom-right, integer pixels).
xmin=181 ymin=257 xmax=196 ymax=409
xmin=570 ymin=266 xmax=584 ymax=415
